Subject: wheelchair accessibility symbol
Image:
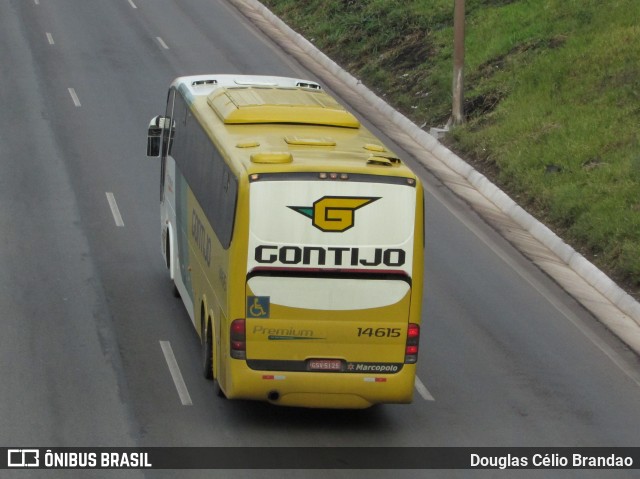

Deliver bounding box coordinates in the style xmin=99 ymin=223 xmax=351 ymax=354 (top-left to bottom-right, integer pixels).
xmin=247 ymin=296 xmax=270 ymax=318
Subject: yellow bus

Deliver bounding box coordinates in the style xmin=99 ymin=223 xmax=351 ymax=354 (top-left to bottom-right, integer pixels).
xmin=147 ymin=75 xmax=424 ymax=408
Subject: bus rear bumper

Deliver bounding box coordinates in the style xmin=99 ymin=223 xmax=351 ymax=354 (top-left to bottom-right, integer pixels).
xmin=223 ymin=364 xmax=417 ymax=409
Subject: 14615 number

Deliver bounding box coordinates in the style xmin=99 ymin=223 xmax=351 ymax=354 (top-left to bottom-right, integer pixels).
xmin=356 ymin=327 xmax=401 ymax=338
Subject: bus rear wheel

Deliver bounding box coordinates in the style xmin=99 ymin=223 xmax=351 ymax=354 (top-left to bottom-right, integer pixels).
xmin=202 ymin=318 xmax=226 ymax=398
xmin=202 ymin=319 xmax=214 ymax=380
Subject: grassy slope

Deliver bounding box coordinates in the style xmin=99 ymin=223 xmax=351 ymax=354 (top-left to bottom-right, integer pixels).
xmin=261 ymin=0 xmax=640 ymax=297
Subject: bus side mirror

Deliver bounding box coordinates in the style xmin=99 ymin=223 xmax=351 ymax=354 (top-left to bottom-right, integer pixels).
xmin=147 ymin=115 xmax=165 ymax=157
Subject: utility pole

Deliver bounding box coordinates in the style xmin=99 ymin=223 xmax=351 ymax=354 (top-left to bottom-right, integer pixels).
xmin=452 ymin=0 xmax=465 ymax=125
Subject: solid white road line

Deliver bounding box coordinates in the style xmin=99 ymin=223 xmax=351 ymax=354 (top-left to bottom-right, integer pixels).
xmin=156 ymin=37 xmax=169 ymax=50
xmin=105 ymin=192 xmax=124 ymax=227
xmin=160 ymin=341 xmax=193 ymax=406
xmin=68 ymin=88 xmax=81 ymax=107
xmin=46 ymin=32 xmax=54 ymax=45
xmin=415 ymin=376 xmax=435 ymax=401
xmin=127 ymin=0 xmax=138 ymax=9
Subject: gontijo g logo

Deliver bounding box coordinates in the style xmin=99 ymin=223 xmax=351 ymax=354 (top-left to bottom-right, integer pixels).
xmin=288 ymin=196 xmax=379 ymax=232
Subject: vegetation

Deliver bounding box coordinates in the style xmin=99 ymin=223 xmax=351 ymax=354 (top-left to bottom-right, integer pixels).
xmin=261 ymin=0 xmax=640 ymax=297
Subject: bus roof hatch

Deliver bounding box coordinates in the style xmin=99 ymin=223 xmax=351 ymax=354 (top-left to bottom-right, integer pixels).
xmin=207 ymin=87 xmax=361 ymax=128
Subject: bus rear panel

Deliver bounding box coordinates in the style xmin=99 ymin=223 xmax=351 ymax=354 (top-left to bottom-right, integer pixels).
xmin=230 ymin=173 xmax=423 ymax=408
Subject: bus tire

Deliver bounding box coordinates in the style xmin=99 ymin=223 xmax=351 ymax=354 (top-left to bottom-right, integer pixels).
xmin=202 ymin=318 xmax=214 ymax=380
xmin=203 ymin=318 xmax=226 ymax=398
xmin=214 ymin=377 xmax=226 ymax=398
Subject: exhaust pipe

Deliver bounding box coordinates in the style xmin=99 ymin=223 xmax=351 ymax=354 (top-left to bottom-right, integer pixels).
xmin=267 ymin=390 xmax=280 ymax=402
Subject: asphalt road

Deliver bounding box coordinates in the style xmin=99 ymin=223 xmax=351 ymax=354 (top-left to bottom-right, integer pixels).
xmin=1 ymin=1 xmax=639 ymax=478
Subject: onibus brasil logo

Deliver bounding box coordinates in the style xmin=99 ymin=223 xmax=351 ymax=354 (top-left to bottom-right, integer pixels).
xmin=288 ymin=196 xmax=380 ymax=232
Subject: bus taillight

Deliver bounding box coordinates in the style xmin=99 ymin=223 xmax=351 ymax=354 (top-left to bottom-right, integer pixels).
xmin=230 ymin=319 xmax=246 ymax=359
xmin=404 ymin=323 xmax=420 ymax=364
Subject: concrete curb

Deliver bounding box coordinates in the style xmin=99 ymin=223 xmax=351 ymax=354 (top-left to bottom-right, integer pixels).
xmin=230 ymin=0 xmax=640 ymax=343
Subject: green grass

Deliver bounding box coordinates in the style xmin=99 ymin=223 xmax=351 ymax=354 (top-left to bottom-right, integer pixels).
xmin=261 ymin=0 xmax=640 ymax=296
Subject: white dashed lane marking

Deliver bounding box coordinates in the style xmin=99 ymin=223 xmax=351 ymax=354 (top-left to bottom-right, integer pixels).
xmin=415 ymin=376 xmax=435 ymax=401
xmin=160 ymin=341 xmax=193 ymax=406
xmin=105 ymin=192 xmax=124 ymax=227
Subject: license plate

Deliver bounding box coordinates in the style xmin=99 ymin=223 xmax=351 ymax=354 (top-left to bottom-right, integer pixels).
xmin=308 ymin=359 xmax=343 ymax=371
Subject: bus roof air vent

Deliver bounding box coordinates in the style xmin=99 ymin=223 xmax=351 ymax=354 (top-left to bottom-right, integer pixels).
xmin=296 ymin=81 xmax=322 ymax=90
xmin=192 ymin=79 xmax=217 ymax=86
xmin=363 ymin=143 xmax=386 ymax=153
xmin=366 ymin=156 xmax=400 ymax=167
xmin=250 ymin=152 xmax=293 ymax=164
xmin=236 ymin=140 xmax=260 ymax=148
